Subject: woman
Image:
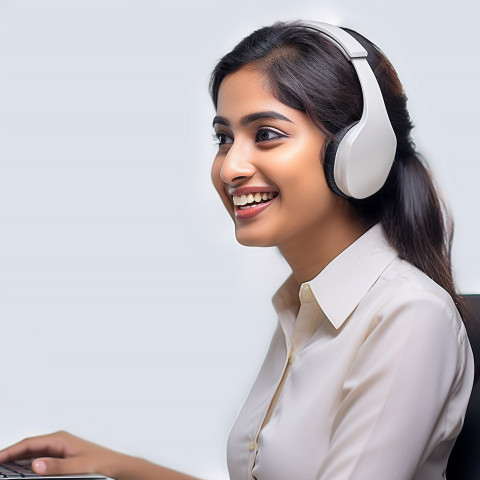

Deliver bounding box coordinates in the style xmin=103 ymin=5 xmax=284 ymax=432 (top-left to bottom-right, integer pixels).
xmin=0 ymin=21 xmax=474 ymax=480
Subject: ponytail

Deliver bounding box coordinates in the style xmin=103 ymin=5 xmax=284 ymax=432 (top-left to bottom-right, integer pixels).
xmin=351 ymin=144 xmax=462 ymax=311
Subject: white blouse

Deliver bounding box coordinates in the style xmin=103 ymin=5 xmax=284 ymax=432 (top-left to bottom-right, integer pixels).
xmin=227 ymin=224 xmax=474 ymax=480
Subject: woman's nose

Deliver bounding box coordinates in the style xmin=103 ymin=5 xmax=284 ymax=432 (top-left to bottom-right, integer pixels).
xmin=220 ymin=142 xmax=256 ymax=185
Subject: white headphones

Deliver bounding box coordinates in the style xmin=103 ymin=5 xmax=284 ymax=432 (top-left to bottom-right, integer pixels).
xmin=302 ymin=22 xmax=397 ymax=199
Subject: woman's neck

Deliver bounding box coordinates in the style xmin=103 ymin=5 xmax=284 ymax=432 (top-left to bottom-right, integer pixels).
xmin=279 ymin=217 xmax=368 ymax=285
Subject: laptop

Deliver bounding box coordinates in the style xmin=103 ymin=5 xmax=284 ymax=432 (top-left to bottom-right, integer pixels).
xmin=0 ymin=459 xmax=113 ymax=479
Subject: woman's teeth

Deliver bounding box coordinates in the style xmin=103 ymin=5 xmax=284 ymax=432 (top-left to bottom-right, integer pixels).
xmin=233 ymin=192 xmax=276 ymax=207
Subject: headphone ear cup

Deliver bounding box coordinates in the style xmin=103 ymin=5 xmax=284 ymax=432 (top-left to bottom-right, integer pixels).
xmin=323 ymin=126 xmax=353 ymax=199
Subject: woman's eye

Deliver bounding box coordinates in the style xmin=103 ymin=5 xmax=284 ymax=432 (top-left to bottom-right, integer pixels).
xmin=213 ymin=132 xmax=233 ymax=145
xmin=255 ymin=128 xmax=286 ymax=142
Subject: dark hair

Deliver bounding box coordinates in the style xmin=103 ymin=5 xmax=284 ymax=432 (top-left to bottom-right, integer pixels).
xmin=209 ymin=21 xmax=463 ymax=314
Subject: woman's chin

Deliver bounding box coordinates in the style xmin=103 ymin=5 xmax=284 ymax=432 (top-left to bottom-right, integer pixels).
xmin=234 ymin=228 xmax=275 ymax=248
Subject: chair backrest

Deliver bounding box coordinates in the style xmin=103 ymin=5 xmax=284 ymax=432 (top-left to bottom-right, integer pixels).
xmin=446 ymin=294 xmax=480 ymax=479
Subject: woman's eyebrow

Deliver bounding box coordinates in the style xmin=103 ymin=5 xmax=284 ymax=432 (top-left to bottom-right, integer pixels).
xmin=212 ymin=116 xmax=230 ymax=127
xmin=240 ymin=111 xmax=292 ymax=125
xmin=212 ymin=111 xmax=292 ymax=127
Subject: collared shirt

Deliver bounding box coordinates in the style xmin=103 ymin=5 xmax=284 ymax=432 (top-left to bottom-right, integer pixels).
xmin=226 ymin=224 xmax=474 ymax=480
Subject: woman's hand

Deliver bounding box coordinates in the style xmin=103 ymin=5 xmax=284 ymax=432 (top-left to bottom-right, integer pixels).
xmin=0 ymin=431 xmax=124 ymax=477
xmin=0 ymin=431 xmax=202 ymax=480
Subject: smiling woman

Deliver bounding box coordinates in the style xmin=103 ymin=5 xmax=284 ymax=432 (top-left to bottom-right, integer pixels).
xmin=208 ymin=22 xmax=473 ymax=480
xmin=0 ymin=19 xmax=474 ymax=480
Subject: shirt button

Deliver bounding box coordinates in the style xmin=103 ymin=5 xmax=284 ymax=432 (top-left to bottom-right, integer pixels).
xmin=248 ymin=440 xmax=256 ymax=451
xmin=300 ymin=283 xmax=314 ymax=302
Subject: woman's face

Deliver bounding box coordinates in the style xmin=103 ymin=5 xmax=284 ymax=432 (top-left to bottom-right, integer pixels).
xmin=211 ymin=66 xmax=344 ymax=250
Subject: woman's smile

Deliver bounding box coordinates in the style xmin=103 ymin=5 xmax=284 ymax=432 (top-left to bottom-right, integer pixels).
xmin=230 ymin=186 xmax=279 ymax=219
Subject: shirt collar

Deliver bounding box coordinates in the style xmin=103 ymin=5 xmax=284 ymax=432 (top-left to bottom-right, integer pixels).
xmin=272 ymin=224 xmax=398 ymax=330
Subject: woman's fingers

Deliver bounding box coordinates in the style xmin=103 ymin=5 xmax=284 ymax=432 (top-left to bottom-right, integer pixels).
xmin=0 ymin=431 xmax=119 ymax=477
xmin=0 ymin=431 xmax=75 ymax=463
xmin=0 ymin=434 xmax=59 ymax=462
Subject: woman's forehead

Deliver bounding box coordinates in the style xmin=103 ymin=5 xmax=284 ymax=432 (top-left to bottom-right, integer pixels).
xmin=216 ymin=67 xmax=289 ymax=122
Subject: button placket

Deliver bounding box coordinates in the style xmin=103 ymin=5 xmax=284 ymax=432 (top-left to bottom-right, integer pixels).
xmin=249 ymin=346 xmax=293 ymax=479
xmin=249 ymin=284 xmax=318 ymax=480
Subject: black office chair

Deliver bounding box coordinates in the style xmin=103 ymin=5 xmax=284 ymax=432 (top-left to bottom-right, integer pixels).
xmin=446 ymin=294 xmax=480 ymax=479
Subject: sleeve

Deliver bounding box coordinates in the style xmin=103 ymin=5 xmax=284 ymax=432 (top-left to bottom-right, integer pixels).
xmin=316 ymin=292 xmax=474 ymax=480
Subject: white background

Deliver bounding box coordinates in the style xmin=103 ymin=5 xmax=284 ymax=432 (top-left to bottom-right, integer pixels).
xmin=0 ymin=1 xmax=478 ymax=479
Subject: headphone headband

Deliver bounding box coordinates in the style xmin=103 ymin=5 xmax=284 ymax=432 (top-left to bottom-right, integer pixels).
xmin=303 ymin=22 xmax=368 ymax=59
